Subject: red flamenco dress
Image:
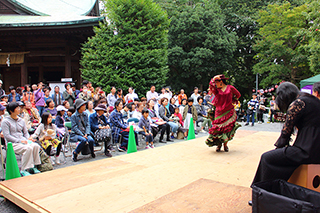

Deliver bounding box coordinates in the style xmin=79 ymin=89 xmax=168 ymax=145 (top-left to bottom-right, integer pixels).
xmin=205 ymin=79 xmax=241 ymax=147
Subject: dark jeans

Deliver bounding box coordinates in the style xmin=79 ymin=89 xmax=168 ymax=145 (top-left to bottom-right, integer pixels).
xmin=36 ymin=106 xmax=45 ymax=116
xmin=119 ymin=129 xmax=138 ymax=148
xmin=247 ymin=112 xmax=255 ymax=124
xmin=270 ymin=110 xmax=275 ymax=122
xmin=74 ymin=135 xmax=94 ymax=154
xmin=141 ymin=132 xmax=153 ymax=143
xmin=158 ymin=123 xmax=170 ymax=139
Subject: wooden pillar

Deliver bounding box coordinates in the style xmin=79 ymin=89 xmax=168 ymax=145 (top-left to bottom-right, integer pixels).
xmin=65 ymin=45 xmax=71 ymax=78
xmin=21 ymin=56 xmax=27 ymax=86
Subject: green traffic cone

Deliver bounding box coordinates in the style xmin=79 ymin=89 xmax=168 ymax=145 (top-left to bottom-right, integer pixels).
xmin=187 ymin=117 xmax=196 ymax=140
xmin=127 ymin=125 xmax=137 ymax=154
xmin=5 ymin=142 xmax=21 ymax=180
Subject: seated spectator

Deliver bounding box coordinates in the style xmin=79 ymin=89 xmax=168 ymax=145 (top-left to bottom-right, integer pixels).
xmin=65 ymin=107 xmax=75 ymax=122
xmin=44 ymin=99 xmax=57 ymax=119
xmin=71 ymin=83 xmax=80 ymax=98
xmin=22 ymin=84 xmax=35 ymax=107
xmin=51 ymin=86 xmax=64 ymax=106
xmin=63 ymin=83 xmax=75 ymax=107
xmin=183 ymin=97 xmax=198 ymax=135
xmin=127 ymin=102 xmax=136 ymax=118
xmin=1 ymin=94 xmax=8 ymax=103
xmin=202 ymin=91 xmax=208 ymax=105
xmin=178 ymin=89 xmax=187 ymax=105
xmin=169 ymin=97 xmax=177 ymax=115
xmin=34 ymin=82 xmax=46 ymax=116
xmin=117 ymin=88 xmax=125 ymax=103
xmin=147 ymin=99 xmax=172 ymax=143
xmin=16 ymin=87 xmax=23 ymax=97
xmin=141 ymin=97 xmax=147 ymax=107
xmin=146 ymin=85 xmax=158 ymax=102
xmin=79 ymin=85 xmax=92 ymax=102
xmin=195 ymin=96 xmax=211 ymax=133
xmin=191 ymin=87 xmax=200 ymax=105
xmin=31 ymin=84 xmax=38 ymax=92
xmin=85 ymin=100 xmax=96 ymax=116
xmin=159 ymin=98 xmax=178 ymax=139
xmin=31 ymin=112 xmax=62 ymax=165
xmin=132 ymin=102 xmax=144 ymax=120
xmin=1 ymin=102 xmax=41 ymax=176
xmin=63 ymin=100 xmax=70 ymax=110
xmin=93 ymin=87 xmax=106 ymax=107
xmin=172 ymin=107 xmax=188 ymax=139
xmin=107 ymin=86 xmax=117 ymax=107
xmin=55 ymin=105 xmax=68 ymax=136
xmin=8 ymin=86 xmax=21 ymax=102
xmin=0 ymin=80 xmax=5 ymax=97
xmin=109 ymin=99 xmax=138 ymax=152
xmin=70 ymin=99 xmax=95 ymax=162
xmin=121 ymin=104 xmax=130 ymax=121
xmin=139 ymin=108 xmax=154 ymax=149
xmin=134 ymin=98 xmax=140 ymax=107
xmin=89 ymin=104 xmax=112 ymax=157
xmin=43 ymin=88 xmax=51 ymax=105
xmin=179 ymin=98 xmax=187 ymax=115
xmin=22 ymin=101 xmax=41 ymax=132
xmin=125 ymin=87 xmax=138 ymax=104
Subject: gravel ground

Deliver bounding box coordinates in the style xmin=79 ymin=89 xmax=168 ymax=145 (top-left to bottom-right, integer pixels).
xmin=0 ymin=122 xmax=282 ymax=213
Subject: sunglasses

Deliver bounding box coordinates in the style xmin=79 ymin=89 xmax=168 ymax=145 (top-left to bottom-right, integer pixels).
xmin=215 ymin=79 xmax=222 ymax=82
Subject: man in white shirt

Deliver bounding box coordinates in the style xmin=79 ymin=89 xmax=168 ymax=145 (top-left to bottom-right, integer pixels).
xmin=146 ymin=85 xmax=158 ymax=101
xmin=191 ymin=87 xmax=200 ymax=105
xmin=107 ymin=86 xmax=117 ymax=107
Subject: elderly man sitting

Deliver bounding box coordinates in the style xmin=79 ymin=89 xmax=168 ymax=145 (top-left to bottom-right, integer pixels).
xmin=70 ymin=99 xmax=95 ymax=162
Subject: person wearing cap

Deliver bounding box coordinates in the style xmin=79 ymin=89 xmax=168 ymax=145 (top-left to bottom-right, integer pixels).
xmin=8 ymin=86 xmax=21 ymax=103
xmin=70 ymin=99 xmax=95 ymax=161
xmin=55 ymin=105 xmax=68 ymax=136
xmin=205 ymin=74 xmax=241 ymax=152
xmin=89 ymin=104 xmax=112 ymax=157
xmin=2 ymin=102 xmax=41 ymax=176
xmin=0 ymin=80 xmax=5 ymax=97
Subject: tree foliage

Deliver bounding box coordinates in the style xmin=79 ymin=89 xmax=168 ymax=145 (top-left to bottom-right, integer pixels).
xmin=80 ymin=0 xmax=170 ymax=96
xmin=165 ymin=0 xmax=237 ymax=93
xmin=253 ymin=2 xmax=310 ymax=87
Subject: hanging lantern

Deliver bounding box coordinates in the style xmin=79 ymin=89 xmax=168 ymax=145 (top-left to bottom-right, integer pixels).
xmin=268 ymin=89 xmax=271 ymax=92
xmin=252 ymin=89 xmax=255 ymax=92
xmin=265 ymin=90 xmax=268 ymax=93
xmin=275 ymin=85 xmax=278 ymax=88
xmin=271 ymin=88 xmax=274 ymax=91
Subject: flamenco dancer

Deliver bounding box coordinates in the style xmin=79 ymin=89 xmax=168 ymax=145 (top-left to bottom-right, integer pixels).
xmin=205 ymin=74 xmax=241 ymax=152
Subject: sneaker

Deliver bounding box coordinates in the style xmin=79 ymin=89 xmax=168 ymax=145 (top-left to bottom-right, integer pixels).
xmin=251 ymin=123 xmax=254 ymax=126
xmin=145 ymin=146 xmax=150 ymax=149
xmin=200 ymin=130 xmax=206 ymax=133
xmin=21 ymin=170 xmax=31 ymax=176
xmin=195 ymin=131 xmax=198 ymax=135
xmin=105 ymin=151 xmax=112 ymax=157
xmin=91 ymin=153 xmax=96 ymax=158
xmin=149 ymin=144 xmax=154 ymax=148
xmin=171 ymin=135 xmax=175 ymax=139
xmin=50 ymin=156 xmax=55 ymax=165
xmin=72 ymin=152 xmax=78 ymax=162
xmin=55 ymin=156 xmax=61 ymax=165
xmin=184 ymin=136 xmax=188 ymax=140
xmin=107 ymin=146 xmax=116 ymax=152
xmin=118 ymin=146 xmax=127 ymax=152
xmin=28 ymin=167 xmax=41 ymax=174
xmin=245 ymin=123 xmax=249 ymax=126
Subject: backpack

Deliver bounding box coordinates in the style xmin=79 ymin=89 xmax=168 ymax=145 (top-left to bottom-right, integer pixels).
xmin=37 ymin=149 xmax=53 ymax=172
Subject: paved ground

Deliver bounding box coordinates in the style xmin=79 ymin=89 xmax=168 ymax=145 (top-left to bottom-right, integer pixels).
xmin=0 ymin=121 xmax=282 ymax=213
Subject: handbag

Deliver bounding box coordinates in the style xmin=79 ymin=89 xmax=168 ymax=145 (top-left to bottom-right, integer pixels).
xmin=94 ymin=128 xmax=111 ymax=142
xmin=246 ymin=108 xmax=253 ymax=115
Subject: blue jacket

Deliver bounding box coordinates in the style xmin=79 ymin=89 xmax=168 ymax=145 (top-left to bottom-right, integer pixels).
xmin=55 ymin=115 xmax=64 ymax=128
xmin=109 ymin=109 xmax=127 ymax=143
xmin=70 ymin=111 xmax=90 ymax=142
xmin=89 ymin=112 xmax=110 ymax=133
xmin=8 ymin=93 xmax=21 ymax=102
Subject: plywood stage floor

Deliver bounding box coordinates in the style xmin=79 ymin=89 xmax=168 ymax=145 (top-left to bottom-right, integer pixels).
xmin=0 ymin=130 xmax=280 ymax=213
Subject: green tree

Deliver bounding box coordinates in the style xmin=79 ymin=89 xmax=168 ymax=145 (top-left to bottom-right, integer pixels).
xmin=80 ymin=0 xmax=170 ymax=96
xmin=253 ymin=2 xmax=310 ymax=87
xmin=166 ymin=0 xmax=237 ymax=93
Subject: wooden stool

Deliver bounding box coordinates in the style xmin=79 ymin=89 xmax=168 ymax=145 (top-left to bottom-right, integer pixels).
xmin=288 ymin=164 xmax=320 ymax=193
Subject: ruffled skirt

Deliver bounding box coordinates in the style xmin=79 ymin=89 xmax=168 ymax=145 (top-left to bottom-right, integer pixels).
xmin=205 ymin=109 xmax=241 ymax=147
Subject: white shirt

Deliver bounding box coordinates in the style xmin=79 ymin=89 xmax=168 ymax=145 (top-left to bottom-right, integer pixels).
xmin=146 ymin=91 xmax=158 ymax=101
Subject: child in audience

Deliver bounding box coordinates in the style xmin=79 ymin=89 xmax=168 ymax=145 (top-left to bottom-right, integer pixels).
xmin=173 ymin=107 xmax=188 ymax=139
xmin=138 ymin=108 xmax=154 ymax=149
xmin=183 ymin=97 xmax=198 ymax=135
xmin=55 ymin=105 xmax=67 ymax=136
xmin=64 ymin=107 xmax=75 ymax=122
xmin=31 ymin=112 xmax=62 ymax=165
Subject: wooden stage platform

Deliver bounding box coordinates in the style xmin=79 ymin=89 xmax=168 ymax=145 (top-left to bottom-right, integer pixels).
xmin=0 ymin=130 xmax=280 ymax=212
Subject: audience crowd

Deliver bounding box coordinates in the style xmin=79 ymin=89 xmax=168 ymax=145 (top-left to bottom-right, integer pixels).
xmin=0 ymin=80 xmax=215 ymax=176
